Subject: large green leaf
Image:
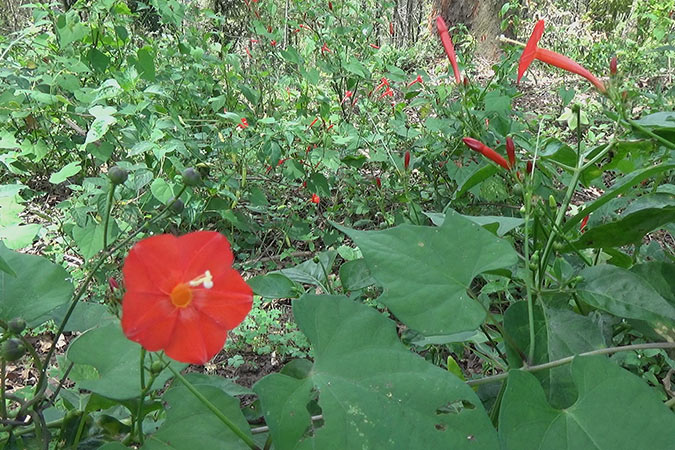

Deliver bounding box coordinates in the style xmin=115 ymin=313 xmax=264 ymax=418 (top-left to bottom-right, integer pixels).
xmin=565 ymin=194 xmax=675 ymax=250
xmin=499 ymin=355 xmax=675 ymax=449
xmin=563 ymin=164 xmax=675 ymax=232
xmin=254 ymin=295 xmax=498 ymax=450
xmin=0 ymin=245 xmax=73 ymax=326
xmin=504 ymin=300 xmax=609 ymax=408
xmin=578 ymin=265 xmax=675 ymax=324
xmin=337 ymin=210 xmax=518 ymax=335
xmin=143 ymin=385 xmax=253 ymax=450
xmin=66 ymin=323 xmax=186 ymax=400
xmin=630 ymin=262 xmax=674 ymax=305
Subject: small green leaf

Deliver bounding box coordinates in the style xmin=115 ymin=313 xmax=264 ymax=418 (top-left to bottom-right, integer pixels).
xmin=49 ymin=161 xmax=81 ymax=184
xmin=248 ymin=273 xmax=299 ymax=299
xmin=135 ymin=46 xmax=156 ymax=81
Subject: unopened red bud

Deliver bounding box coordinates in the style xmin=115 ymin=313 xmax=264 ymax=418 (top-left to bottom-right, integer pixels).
xmin=610 ymin=56 xmax=617 ymax=76
xmin=506 ymin=137 xmax=516 ymax=169
xmin=109 ymin=277 xmax=120 ymax=291
xmin=463 ymin=76 xmax=469 ymax=87
xmin=375 ymin=177 xmax=382 ymax=188
xmin=404 ymin=151 xmax=410 ymax=170
xmin=526 ymin=160 xmax=534 ymax=174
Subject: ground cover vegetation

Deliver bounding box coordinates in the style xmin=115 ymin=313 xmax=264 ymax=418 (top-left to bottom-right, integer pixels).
xmin=0 ymin=0 xmax=674 ymax=448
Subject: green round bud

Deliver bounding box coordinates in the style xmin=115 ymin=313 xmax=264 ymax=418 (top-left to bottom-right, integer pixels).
xmin=513 ymin=184 xmax=523 ymax=196
xmin=530 ymin=251 xmax=540 ymax=263
xmin=519 ymin=205 xmax=526 ymax=215
xmin=548 ymin=195 xmax=557 ymax=209
xmin=1 ymin=338 xmax=26 ymax=361
xmin=573 ymin=275 xmax=584 ymax=284
xmin=312 ymin=256 xmax=320 ymax=263
xmin=182 ymin=168 xmax=202 ymax=186
xmin=150 ymin=361 xmax=163 ymax=374
xmin=7 ymin=318 xmax=26 ymax=335
xmin=107 ymin=166 xmax=128 ymax=185
xmin=168 ymin=197 xmax=184 ymax=213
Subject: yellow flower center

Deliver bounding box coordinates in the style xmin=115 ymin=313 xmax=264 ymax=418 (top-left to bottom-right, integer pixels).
xmin=170 ymin=283 xmax=193 ymax=308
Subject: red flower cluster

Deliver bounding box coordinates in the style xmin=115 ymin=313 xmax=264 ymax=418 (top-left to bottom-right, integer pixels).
xmin=311 ymin=193 xmax=320 ymax=204
xmin=121 ymin=232 xmax=253 ymax=364
xmin=407 ymin=75 xmax=423 ymax=87
xmin=238 ymin=118 xmax=249 ymax=129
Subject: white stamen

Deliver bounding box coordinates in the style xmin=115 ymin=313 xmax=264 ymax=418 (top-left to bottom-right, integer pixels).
xmin=188 ymin=270 xmax=214 ymax=289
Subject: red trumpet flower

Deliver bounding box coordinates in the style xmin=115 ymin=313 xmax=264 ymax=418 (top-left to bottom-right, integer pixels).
xmin=435 ymin=16 xmax=461 ymax=84
xmin=580 ymin=215 xmax=590 ymax=233
xmin=311 ymin=193 xmax=320 ymax=204
xmin=518 ymin=20 xmax=606 ymax=93
xmin=462 ymin=137 xmax=510 ymax=170
xmin=407 ymin=75 xmax=423 ymax=87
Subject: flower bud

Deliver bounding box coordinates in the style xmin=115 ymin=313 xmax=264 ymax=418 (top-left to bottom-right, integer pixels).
xmin=168 ymin=197 xmax=184 ymax=213
xmin=107 ymin=166 xmax=128 ymax=185
xmin=526 ymin=160 xmax=534 ymax=174
xmin=404 ymin=151 xmax=410 ymax=170
xmin=548 ymin=195 xmax=556 ymax=209
xmin=463 ymin=76 xmax=470 ymax=87
xmin=7 ymin=318 xmax=26 ymax=335
xmin=0 ymin=338 xmax=25 ymax=361
xmin=505 ymin=137 xmax=515 ymax=169
xmin=375 ymin=177 xmax=381 ymax=188
xmin=182 ymin=168 xmax=202 ymax=186
xmin=609 ymin=56 xmax=617 ymax=76
xmin=150 ymin=361 xmax=164 ymax=374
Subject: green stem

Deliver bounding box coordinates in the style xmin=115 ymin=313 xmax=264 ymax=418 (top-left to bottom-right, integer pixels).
xmin=165 ymin=363 xmax=260 ymax=450
xmin=523 ymin=195 xmax=536 ymax=364
xmin=467 ymin=342 xmax=675 ymax=387
xmin=0 ymin=360 xmax=6 ymax=420
xmin=135 ymin=349 xmax=148 ymax=445
xmin=103 ymin=183 xmax=116 ymax=250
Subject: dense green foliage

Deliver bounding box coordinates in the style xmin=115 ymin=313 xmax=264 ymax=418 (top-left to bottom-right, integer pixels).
xmin=0 ymin=0 xmax=674 ymax=448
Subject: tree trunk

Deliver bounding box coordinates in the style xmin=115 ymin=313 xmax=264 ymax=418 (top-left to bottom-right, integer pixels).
xmin=431 ymin=0 xmax=505 ymax=60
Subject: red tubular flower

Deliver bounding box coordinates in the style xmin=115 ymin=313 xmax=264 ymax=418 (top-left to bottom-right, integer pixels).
xmin=309 ymin=117 xmax=318 ymax=128
xmin=407 ymin=75 xmax=423 ymax=87
xmin=121 ymin=232 xmax=253 ymax=364
xmin=375 ymin=177 xmax=381 ymax=188
xmin=435 ymin=16 xmax=461 ymax=84
xmin=245 ymin=48 xmax=252 ymax=58
xmin=580 ymin=215 xmax=590 ymax=233
xmin=375 ymin=77 xmax=389 ymax=93
xmin=379 ymin=86 xmax=393 ymax=99
xmin=238 ymin=118 xmax=248 ymax=129
xmin=518 ymin=20 xmax=606 ymax=93
xmin=610 ymin=56 xmax=617 ymax=76
xmin=389 ymin=22 xmax=394 ymax=36
xmin=320 ymin=43 xmax=331 ymax=54
xmin=270 ymin=40 xmax=276 ymax=46
xmin=506 ymin=137 xmax=516 ymax=169
xmin=462 ymin=137 xmax=510 ymax=170
xmin=404 ymin=151 xmax=410 ymax=170
xmin=369 ymin=43 xmax=380 ymax=49
xmin=311 ymin=193 xmax=320 ymax=204
xmin=340 ymin=90 xmax=353 ymax=105
xmin=328 ymin=1 xmax=333 ymax=10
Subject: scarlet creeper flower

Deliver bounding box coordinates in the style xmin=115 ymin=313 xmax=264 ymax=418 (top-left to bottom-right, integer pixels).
xmin=436 ymin=16 xmax=461 ymax=84
xmin=270 ymin=40 xmax=276 ymax=46
xmin=374 ymin=77 xmax=389 ymax=93
xmin=121 ymin=231 xmax=253 ymax=364
xmin=404 ymin=151 xmax=410 ymax=170
xmin=375 ymin=177 xmax=381 ymax=188
xmin=245 ymin=48 xmax=252 ymax=58
xmin=610 ymin=56 xmax=617 ymax=76
xmin=326 ymin=124 xmax=334 ymax=131
xmin=462 ymin=137 xmax=510 ymax=170
xmin=320 ymin=43 xmax=331 ymax=54
xmin=506 ymin=137 xmax=516 ymax=169
xmin=580 ymin=215 xmax=590 ymax=233
xmin=340 ymin=90 xmax=353 ymax=105
xmin=238 ymin=118 xmax=248 ymax=129
xmin=309 ymin=117 xmax=319 ymax=128
xmin=311 ymin=193 xmax=320 ymax=204
xmin=518 ymin=20 xmax=606 ymax=93
xmin=369 ymin=43 xmax=380 ymax=49
xmin=389 ymin=22 xmax=394 ymax=36
xmin=379 ymin=86 xmax=393 ymax=99
xmin=407 ymin=75 xmax=423 ymax=87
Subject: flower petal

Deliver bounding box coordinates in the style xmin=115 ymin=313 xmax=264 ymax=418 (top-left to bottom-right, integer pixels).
xmin=192 ymin=270 xmax=253 ymax=329
xmin=123 ymin=234 xmax=181 ymax=294
xmin=164 ymin=307 xmax=229 ymax=364
xmin=535 ymin=48 xmax=606 ymax=93
xmin=518 ymin=20 xmax=545 ymax=83
xmin=121 ymin=291 xmax=177 ymax=351
xmin=178 ymin=231 xmax=235 ymax=282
